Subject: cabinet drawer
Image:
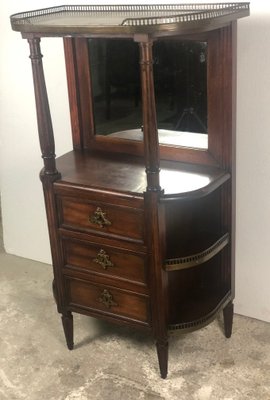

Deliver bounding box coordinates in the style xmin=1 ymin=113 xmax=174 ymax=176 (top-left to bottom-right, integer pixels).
xmin=65 ymin=277 xmax=150 ymax=325
xmin=57 ymin=196 xmax=144 ymax=242
xmin=62 ymin=238 xmax=147 ymax=285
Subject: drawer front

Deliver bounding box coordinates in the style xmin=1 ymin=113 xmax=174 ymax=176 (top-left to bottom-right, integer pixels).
xmin=62 ymin=238 xmax=147 ymax=285
xmin=58 ymin=197 xmax=144 ymax=242
xmin=65 ymin=277 xmax=150 ymax=325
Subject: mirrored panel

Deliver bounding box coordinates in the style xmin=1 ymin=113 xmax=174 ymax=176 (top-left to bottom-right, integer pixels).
xmin=88 ymin=38 xmax=207 ymax=149
xmin=88 ymin=39 xmax=141 ymax=135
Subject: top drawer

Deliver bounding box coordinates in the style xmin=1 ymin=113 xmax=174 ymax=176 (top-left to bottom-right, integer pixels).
xmin=57 ymin=195 xmax=145 ymax=243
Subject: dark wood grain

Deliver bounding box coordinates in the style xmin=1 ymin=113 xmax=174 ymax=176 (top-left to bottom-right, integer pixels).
xmin=65 ymin=276 xmax=151 ymax=326
xmin=138 ymin=37 xmax=161 ymax=191
xmin=54 ymin=150 xmax=230 ymax=199
xmin=57 ymin=195 xmax=145 ymax=242
xmin=28 ymin=38 xmax=58 ymax=175
xmin=62 ymin=236 xmax=148 ymax=285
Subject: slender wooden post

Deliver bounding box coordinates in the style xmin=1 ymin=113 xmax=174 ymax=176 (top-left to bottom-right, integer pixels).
xmin=62 ymin=311 xmax=74 ymax=350
xmin=144 ymin=193 xmax=168 ymax=378
xmin=27 ymin=37 xmax=65 ymax=322
xmin=137 ymin=35 xmax=168 ymax=378
xmin=28 ymin=37 xmax=58 ymax=176
xmin=223 ymin=301 xmax=234 ymax=338
xmin=138 ymin=36 xmax=161 ymax=192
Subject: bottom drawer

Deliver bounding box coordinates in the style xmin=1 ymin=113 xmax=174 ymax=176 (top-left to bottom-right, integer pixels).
xmin=65 ymin=277 xmax=150 ymax=326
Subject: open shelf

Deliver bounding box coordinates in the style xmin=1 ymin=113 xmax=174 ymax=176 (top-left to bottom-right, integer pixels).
xmin=164 ymin=232 xmax=229 ymax=271
xmin=168 ymin=290 xmax=231 ymax=331
xmin=167 ymin=254 xmax=231 ymax=330
xmin=55 ymin=149 xmax=230 ymax=198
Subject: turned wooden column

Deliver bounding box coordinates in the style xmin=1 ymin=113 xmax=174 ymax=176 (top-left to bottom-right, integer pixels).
xmin=28 ymin=37 xmax=58 ymax=176
xmin=27 ymin=37 xmax=65 ymax=316
xmin=137 ymin=35 xmax=168 ymax=378
xmin=138 ymin=36 xmax=161 ymax=192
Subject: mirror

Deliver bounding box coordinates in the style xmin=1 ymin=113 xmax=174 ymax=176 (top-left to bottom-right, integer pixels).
xmin=88 ymin=38 xmax=207 ymax=149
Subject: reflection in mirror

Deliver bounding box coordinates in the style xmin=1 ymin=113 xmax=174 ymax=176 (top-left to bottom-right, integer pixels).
xmin=88 ymin=38 xmax=207 ymax=149
xmin=88 ymin=39 xmax=141 ymax=135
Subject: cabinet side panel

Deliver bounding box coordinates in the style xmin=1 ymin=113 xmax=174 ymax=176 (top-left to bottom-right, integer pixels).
xmin=208 ymin=23 xmax=235 ymax=169
xmin=63 ymin=38 xmax=83 ymax=149
xmin=64 ymin=38 xmax=95 ymax=149
xmin=74 ymin=38 xmax=96 ymax=149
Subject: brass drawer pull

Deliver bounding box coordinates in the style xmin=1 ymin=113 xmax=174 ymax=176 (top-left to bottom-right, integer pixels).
xmin=94 ymin=249 xmax=114 ymax=270
xmin=99 ymin=289 xmax=118 ymax=309
xmin=89 ymin=207 xmax=111 ymax=228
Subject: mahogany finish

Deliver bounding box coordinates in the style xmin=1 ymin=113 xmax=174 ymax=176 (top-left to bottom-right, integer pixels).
xmin=10 ymin=4 xmax=249 ymax=379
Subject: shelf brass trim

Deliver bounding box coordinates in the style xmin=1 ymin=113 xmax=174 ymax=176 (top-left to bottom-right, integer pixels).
xmin=10 ymin=3 xmax=250 ymax=36
xmin=168 ymin=291 xmax=232 ymax=332
xmin=164 ymin=232 xmax=229 ymax=271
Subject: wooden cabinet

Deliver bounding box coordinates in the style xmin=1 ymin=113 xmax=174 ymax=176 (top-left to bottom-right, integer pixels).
xmin=11 ymin=3 xmax=249 ymax=378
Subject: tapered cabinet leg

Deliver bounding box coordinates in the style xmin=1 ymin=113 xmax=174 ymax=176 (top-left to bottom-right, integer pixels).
xmin=52 ymin=279 xmax=57 ymax=304
xmin=61 ymin=312 xmax=74 ymax=350
xmin=223 ymin=301 xmax=234 ymax=338
xmin=156 ymin=339 xmax=169 ymax=379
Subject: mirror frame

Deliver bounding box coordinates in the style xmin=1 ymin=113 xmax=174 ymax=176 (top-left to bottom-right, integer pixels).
xmin=64 ymin=24 xmax=235 ymax=169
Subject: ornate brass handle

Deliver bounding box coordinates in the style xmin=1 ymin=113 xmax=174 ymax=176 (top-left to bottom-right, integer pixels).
xmin=89 ymin=207 xmax=111 ymax=228
xmin=99 ymin=289 xmax=118 ymax=309
xmin=93 ymin=249 xmax=114 ymax=270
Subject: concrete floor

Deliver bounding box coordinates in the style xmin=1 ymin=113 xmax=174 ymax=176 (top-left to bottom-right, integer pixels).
xmin=0 ymin=213 xmax=270 ymax=399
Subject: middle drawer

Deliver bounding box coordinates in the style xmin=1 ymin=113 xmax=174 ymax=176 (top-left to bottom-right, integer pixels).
xmin=62 ymin=237 xmax=148 ymax=286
